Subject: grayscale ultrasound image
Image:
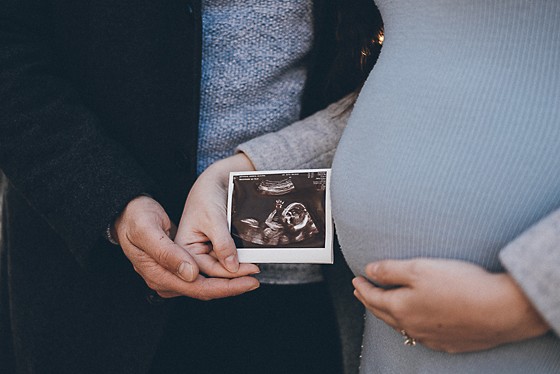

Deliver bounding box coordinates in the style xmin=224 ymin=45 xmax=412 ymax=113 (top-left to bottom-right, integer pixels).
xmin=230 ymin=171 xmax=327 ymax=249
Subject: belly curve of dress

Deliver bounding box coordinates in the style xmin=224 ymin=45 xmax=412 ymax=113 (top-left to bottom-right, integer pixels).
xmin=331 ymin=1 xmax=560 ymax=370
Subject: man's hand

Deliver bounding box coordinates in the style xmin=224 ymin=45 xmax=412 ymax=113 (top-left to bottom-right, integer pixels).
xmin=175 ymin=153 xmax=257 ymax=275
xmin=352 ymin=258 xmax=550 ymax=353
xmin=114 ymin=195 xmax=259 ymax=300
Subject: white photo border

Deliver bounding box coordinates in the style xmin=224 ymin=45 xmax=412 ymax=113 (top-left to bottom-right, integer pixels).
xmin=227 ymin=169 xmax=333 ymax=264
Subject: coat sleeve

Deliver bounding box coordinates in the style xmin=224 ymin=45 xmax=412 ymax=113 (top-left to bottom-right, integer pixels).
xmin=236 ymin=95 xmax=353 ymax=170
xmin=0 ymin=1 xmax=156 ymax=268
xmin=499 ymin=208 xmax=560 ymax=336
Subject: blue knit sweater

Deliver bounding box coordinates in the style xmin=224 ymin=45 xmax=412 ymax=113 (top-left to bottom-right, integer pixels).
xmin=198 ymin=0 xmax=322 ymax=284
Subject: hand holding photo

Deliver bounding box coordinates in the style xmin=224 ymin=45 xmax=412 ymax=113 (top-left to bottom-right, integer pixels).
xmin=227 ymin=169 xmax=333 ymax=263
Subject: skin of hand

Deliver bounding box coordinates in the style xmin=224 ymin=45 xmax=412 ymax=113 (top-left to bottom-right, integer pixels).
xmin=113 ymin=195 xmax=260 ymax=300
xmin=352 ymin=258 xmax=550 ymax=353
xmin=175 ymin=153 xmax=258 ymax=275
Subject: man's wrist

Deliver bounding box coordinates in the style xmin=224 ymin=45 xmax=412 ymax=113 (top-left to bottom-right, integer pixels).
xmin=103 ymin=192 xmax=154 ymax=246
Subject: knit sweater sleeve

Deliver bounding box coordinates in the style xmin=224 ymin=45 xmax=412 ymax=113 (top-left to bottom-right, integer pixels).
xmin=236 ymin=95 xmax=353 ymax=170
xmin=499 ymin=208 xmax=560 ymax=335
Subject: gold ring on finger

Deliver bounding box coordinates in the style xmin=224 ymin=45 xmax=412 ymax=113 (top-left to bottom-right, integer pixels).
xmin=400 ymin=330 xmax=417 ymax=346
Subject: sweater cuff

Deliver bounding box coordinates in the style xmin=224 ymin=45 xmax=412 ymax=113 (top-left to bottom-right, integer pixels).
xmin=499 ymin=208 xmax=560 ymax=335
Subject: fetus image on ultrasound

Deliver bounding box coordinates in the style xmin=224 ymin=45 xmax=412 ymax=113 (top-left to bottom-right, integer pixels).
xmin=230 ymin=172 xmax=327 ymax=249
xmin=238 ymin=199 xmax=319 ymax=246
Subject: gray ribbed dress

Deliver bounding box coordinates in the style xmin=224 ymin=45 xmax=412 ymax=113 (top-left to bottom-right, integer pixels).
xmin=240 ymin=0 xmax=560 ymax=372
xmin=332 ymin=0 xmax=560 ymax=372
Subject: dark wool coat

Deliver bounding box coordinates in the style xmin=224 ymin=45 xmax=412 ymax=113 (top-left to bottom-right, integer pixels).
xmin=0 ymin=0 xmax=364 ymax=373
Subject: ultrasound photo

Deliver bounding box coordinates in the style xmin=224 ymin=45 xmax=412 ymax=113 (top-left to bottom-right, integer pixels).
xmin=227 ymin=169 xmax=333 ymax=264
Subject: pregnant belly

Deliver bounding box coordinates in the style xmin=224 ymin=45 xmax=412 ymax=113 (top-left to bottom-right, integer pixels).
xmin=331 ymin=111 xmax=560 ymax=276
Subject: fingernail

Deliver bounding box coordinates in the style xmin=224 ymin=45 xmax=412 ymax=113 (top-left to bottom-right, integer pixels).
xmin=178 ymin=262 xmax=195 ymax=282
xmin=225 ymin=255 xmax=240 ymax=273
xmin=249 ymin=283 xmax=260 ymax=291
xmin=251 ymin=266 xmax=261 ymax=274
xmin=352 ymin=277 xmax=363 ymax=287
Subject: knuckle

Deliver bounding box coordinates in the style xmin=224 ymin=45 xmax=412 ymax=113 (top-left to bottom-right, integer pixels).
xmin=143 ymin=269 xmax=167 ymax=292
xmin=407 ymin=261 xmax=423 ymax=279
xmin=224 ymin=280 xmax=236 ymax=295
xmin=212 ymin=244 xmax=228 ymax=255
xmin=211 ymin=238 xmax=233 ymax=254
xmin=190 ymin=282 xmax=206 ymax=300
xmin=190 ymin=243 xmax=210 ymax=255
xmin=155 ymin=247 xmax=180 ymax=271
xmin=195 ymin=289 xmax=212 ymax=301
xmin=145 ymin=279 xmax=158 ymax=290
xmin=157 ymin=291 xmax=176 ymax=299
xmin=193 ymin=280 xmax=215 ymax=301
xmin=389 ymin=296 xmax=407 ymax=321
xmin=375 ymin=265 xmax=391 ymax=284
xmin=129 ymin=218 xmax=149 ymax=236
xmin=156 ymin=248 xmax=170 ymax=265
xmin=126 ymin=225 xmax=151 ymax=247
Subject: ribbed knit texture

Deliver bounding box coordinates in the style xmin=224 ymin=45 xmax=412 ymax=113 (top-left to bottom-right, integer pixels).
xmin=331 ymin=0 xmax=560 ymax=372
xmin=198 ymin=0 xmax=322 ymax=284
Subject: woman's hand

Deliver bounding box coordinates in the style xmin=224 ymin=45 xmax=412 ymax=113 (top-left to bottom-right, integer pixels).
xmin=175 ymin=153 xmax=260 ymax=277
xmin=353 ymin=258 xmax=550 ymax=353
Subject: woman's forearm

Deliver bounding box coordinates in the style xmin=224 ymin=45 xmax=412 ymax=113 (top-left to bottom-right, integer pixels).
xmin=237 ymin=95 xmax=354 ymax=171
